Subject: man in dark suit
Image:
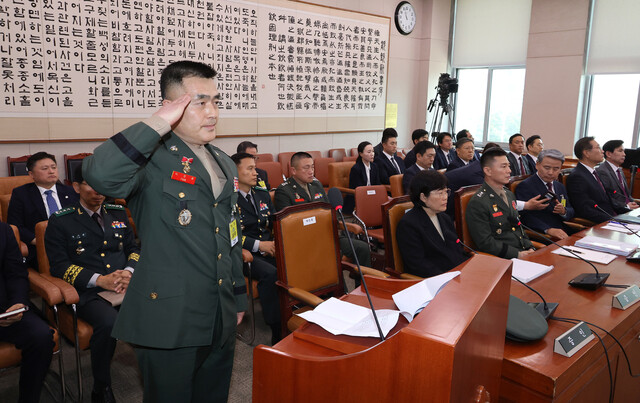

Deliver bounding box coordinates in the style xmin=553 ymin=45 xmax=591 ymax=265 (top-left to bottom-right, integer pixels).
xmin=446 ymin=138 xmax=475 ymax=171
xmin=515 ymin=149 xmax=575 ymax=240
xmin=506 ymin=133 xmax=535 ymax=176
xmin=597 ymin=140 xmax=639 ymax=210
xmin=237 ymin=140 xmax=271 ymax=190
xmin=403 ymin=140 xmax=436 ymax=194
xmin=373 ymin=128 xmax=405 ymax=184
xmin=7 ymin=152 xmax=78 ymax=268
xmin=566 ymin=137 xmax=629 ymax=223
xmin=46 ymin=166 xmax=139 ymax=403
xmin=232 ymin=152 xmax=281 ymax=344
xmin=456 ymin=129 xmax=480 ymax=161
xmin=433 ymin=132 xmax=455 ymax=170
xmin=403 ymin=129 xmax=429 ymax=168
xmin=0 ymin=222 xmax=54 ymax=403
xmin=524 ymin=135 xmax=544 ymax=173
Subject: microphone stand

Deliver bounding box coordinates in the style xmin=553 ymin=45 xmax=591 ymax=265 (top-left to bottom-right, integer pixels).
xmin=594 ymin=204 xmax=640 ymax=239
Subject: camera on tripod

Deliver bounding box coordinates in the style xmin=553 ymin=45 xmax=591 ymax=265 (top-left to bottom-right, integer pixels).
xmin=437 ymin=73 xmax=459 ymax=105
xmin=428 ymin=73 xmax=460 ymax=136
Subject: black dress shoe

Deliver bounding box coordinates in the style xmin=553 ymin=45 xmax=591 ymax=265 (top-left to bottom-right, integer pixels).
xmin=91 ymin=385 xmax=116 ymax=403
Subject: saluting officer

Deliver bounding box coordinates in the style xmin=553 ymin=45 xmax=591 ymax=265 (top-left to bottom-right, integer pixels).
xmin=83 ymin=61 xmax=246 ymax=403
xmin=232 ymin=152 xmax=281 ymax=344
xmin=466 ymin=147 xmax=535 ymax=259
xmin=46 ymin=165 xmax=139 ymax=403
xmin=274 ymin=152 xmax=372 ymax=267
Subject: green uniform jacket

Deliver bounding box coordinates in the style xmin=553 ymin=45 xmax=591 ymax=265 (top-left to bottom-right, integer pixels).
xmin=466 ymin=181 xmax=532 ymax=259
xmin=83 ymin=121 xmax=247 ymax=349
xmin=274 ymin=177 xmax=327 ymax=211
xmin=46 ymin=203 xmax=139 ymax=306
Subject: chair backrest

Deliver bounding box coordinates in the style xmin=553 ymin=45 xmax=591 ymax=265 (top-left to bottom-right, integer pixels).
xmin=64 ymin=153 xmax=92 ymax=184
xmin=343 ymin=155 xmax=358 ymax=162
xmin=354 ymin=185 xmax=388 ymax=227
xmin=314 ymin=157 xmax=333 ymax=188
xmin=255 ymin=153 xmax=274 ymax=163
xmin=454 ymin=184 xmax=482 ymax=249
xmin=0 ymin=175 xmax=33 ymax=196
xmin=328 ymin=161 xmax=355 ymax=189
xmin=508 ymin=175 xmax=529 ymax=194
xmin=277 ymin=152 xmax=296 ymax=178
xmin=349 ymin=148 xmax=358 ymax=157
xmin=0 ymin=194 xmax=10 ymax=223
xmin=35 ymin=221 xmax=51 ymax=275
xmin=257 ymin=161 xmax=284 ymax=189
xmin=7 ymin=155 xmax=30 ymax=176
xmin=382 ymin=196 xmax=412 ymax=273
xmin=389 ymin=174 xmax=404 ymax=197
xmin=562 ymin=157 xmax=578 ymax=170
xmin=306 ymin=151 xmax=322 ymax=160
xmin=273 ymin=202 xmax=343 ymax=296
xmin=328 ymin=148 xmax=347 ymax=162
xmin=9 ymin=224 xmax=28 ymax=258
xmin=559 ymin=168 xmax=573 ymax=186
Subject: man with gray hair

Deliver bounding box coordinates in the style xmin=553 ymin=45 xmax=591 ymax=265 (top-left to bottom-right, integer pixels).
xmin=515 ymin=149 xmax=575 ymax=239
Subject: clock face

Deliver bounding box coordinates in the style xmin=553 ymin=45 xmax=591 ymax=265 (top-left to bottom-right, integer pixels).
xmin=395 ymin=1 xmax=416 ymax=35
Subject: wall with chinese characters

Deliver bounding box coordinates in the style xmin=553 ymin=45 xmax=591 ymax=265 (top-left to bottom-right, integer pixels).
xmin=0 ymin=0 xmax=451 ymax=177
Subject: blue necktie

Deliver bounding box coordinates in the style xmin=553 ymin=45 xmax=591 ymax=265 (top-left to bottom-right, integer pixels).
xmin=44 ymin=189 xmax=59 ymax=216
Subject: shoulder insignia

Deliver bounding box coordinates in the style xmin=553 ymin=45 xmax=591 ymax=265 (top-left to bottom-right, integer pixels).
xmin=104 ymin=203 xmax=125 ymax=211
xmin=53 ymin=207 xmax=76 ymax=217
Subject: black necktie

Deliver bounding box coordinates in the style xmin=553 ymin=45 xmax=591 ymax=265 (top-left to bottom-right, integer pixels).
xmin=246 ymin=193 xmax=257 ymax=214
xmin=92 ymin=213 xmax=103 ymax=231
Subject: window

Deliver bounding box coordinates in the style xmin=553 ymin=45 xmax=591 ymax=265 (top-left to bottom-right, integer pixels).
xmin=453 ymin=67 xmax=526 ymax=145
xmin=585 ymin=74 xmax=640 ymax=147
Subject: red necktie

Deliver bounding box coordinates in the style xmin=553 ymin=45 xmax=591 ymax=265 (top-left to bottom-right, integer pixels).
xmin=617 ymin=168 xmax=630 ymax=203
xmin=593 ymin=171 xmax=605 ymax=191
xmin=546 ymin=182 xmax=553 ymax=193
xmin=519 ymin=157 xmax=527 ymax=175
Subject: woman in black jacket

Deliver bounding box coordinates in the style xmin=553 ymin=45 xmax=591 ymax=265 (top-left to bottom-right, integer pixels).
xmin=344 ymin=141 xmax=382 ymax=214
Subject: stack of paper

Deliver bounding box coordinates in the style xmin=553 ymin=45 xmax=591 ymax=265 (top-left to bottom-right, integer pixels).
xmin=575 ymin=236 xmax=638 ymax=256
xmin=510 ymin=259 xmax=553 ymax=283
xmin=601 ymin=222 xmax=640 ymax=234
xmin=551 ymin=246 xmax=616 ymax=264
xmin=296 ymin=298 xmax=400 ymax=338
xmin=391 ymin=271 xmax=460 ymax=322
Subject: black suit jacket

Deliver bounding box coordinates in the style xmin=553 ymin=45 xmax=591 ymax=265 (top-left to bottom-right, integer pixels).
xmin=396 ymin=207 xmax=469 ymax=278
xmin=374 ymin=152 xmax=405 ymax=185
xmin=524 ymin=154 xmax=537 ymax=173
xmin=0 ymin=223 xmax=29 ymax=311
xmin=403 ymin=148 xmax=417 ymax=168
xmin=434 ymin=148 xmax=454 ymax=171
xmin=256 ymin=167 xmax=271 ymax=191
xmin=566 ymin=163 xmax=628 ymax=223
xmin=349 ymin=160 xmax=381 ymax=189
xmin=402 ymin=164 xmax=425 ymax=195
xmin=446 ymin=155 xmax=471 ymax=172
xmin=596 ymin=162 xmax=632 ymax=210
xmin=444 ymin=161 xmax=484 ymax=218
xmin=507 ymin=152 xmax=533 ymax=176
xmin=515 ymin=174 xmax=575 ymax=233
xmin=7 ymin=182 xmax=78 ymax=245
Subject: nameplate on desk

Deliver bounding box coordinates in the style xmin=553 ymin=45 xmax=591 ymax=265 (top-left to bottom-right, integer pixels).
xmin=554 ymin=321 xmax=594 ymax=357
xmin=612 ymin=285 xmax=640 ymax=310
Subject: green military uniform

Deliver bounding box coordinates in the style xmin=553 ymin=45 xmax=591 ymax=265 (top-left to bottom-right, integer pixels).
xmin=46 ymin=202 xmax=139 ymax=392
xmin=83 ymin=117 xmax=246 ymax=403
xmin=274 ymin=177 xmax=372 ymax=267
xmin=466 ymin=181 xmax=533 ymax=259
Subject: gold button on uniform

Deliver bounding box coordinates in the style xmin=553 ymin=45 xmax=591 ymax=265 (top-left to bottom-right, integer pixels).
xmin=150 ymin=292 xmax=158 ymax=300
xmin=106 ymin=264 xmax=111 ymax=269
xmin=218 ymin=279 xmax=223 ymax=285
xmin=215 ymin=227 xmax=219 ymax=233
xmin=103 ymin=241 xmax=108 ymax=245
xmin=214 ymin=203 xmax=218 ymax=208
xmin=179 ymin=192 xmax=185 ymax=199
xmin=100 ymin=253 xmax=105 ymax=257
xmin=217 ymin=253 xmax=222 ymax=260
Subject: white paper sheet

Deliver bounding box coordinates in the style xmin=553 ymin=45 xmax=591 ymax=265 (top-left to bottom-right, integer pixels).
xmin=551 ymin=245 xmax=616 ymax=264
xmin=602 ymin=222 xmax=640 ymax=234
xmin=391 ymin=271 xmax=460 ymax=322
xmin=510 ymin=259 xmax=554 ymax=283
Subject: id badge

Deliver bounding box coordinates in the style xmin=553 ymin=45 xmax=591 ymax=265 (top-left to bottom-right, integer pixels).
xmin=229 ymin=219 xmax=239 ymax=247
xmin=560 ymin=195 xmax=567 ymax=207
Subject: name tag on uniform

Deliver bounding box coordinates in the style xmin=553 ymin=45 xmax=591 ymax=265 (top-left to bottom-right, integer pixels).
xmin=171 ymin=171 xmax=196 ymax=185
xmin=229 ymin=219 xmax=239 ymax=247
xmin=492 ymin=212 xmax=503 ymax=217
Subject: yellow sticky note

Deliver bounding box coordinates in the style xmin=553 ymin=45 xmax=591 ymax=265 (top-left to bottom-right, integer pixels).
xmin=385 ymin=103 xmax=397 ymax=128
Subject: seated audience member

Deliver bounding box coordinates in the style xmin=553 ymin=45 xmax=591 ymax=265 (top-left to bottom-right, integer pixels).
xmin=403 ymin=141 xmax=436 ymax=194
xmin=373 ymin=128 xmax=405 ymax=184
xmin=525 ymin=135 xmax=544 ymax=172
xmin=237 ymin=140 xmax=271 ymax=190
xmin=346 ymin=141 xmax=382 ymax=213
xmin=446 ymin=137 xmax=475 ymax=171
xmin=433 ymin=132 xmax=455 ymax=170
xmin=515 ymin=149 xmax=575 ymax=240
xmin=596 ymin=140 xmax=639 ymax=210
xmin=231 ymin=153 xmax=281 ymax=344
xmin=456 ymin=129 xmax=480 ymax=160
xmin=397 ymin=171 xmax=470 ymax=278
xmin=274 ymin=152 xmax=371 ymax=267
xmin=0 ymin=222 xmax=54 ymax=403
xmin=506 ymin=133 xmax=535 ymax=176
xmin=466 ymin=148 xmax=534 ymax=258
xmin=403 ymin=129 xmax=429 ymax=168
xmin=567 ymin=137 xmax=629 ymax=223
xmin=46 ymin=166 xmax=139 ymax=403
xmin=7 ymin=152 xmax=78 ymax=268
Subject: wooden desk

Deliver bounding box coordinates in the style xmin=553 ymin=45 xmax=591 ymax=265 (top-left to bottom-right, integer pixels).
xmin=253 ymin=254 xmax=512 ymax=402
xmin=502 ymin=223 xmax=640 ymax=402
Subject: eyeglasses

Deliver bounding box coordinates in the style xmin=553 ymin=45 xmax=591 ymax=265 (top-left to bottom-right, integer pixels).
xmin=429 ymin=188 xmax=451 ymax=198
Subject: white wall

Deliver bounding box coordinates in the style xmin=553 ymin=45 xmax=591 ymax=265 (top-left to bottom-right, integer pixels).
xmin=0 ymin=0 xmax=451 ymax=177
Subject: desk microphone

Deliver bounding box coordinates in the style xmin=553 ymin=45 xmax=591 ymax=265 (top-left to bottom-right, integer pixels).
xmin=328 ymin=187 xmax=385 ymax=342
xmin=456 ymin=239 xmax=558 ymax=319
xmin=594 ymin=204 xmax=640 ymax=240
xmin=519 ymin=222 xmax=609 ymax=290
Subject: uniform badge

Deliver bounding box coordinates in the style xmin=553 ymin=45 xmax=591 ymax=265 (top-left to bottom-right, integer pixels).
xmin=496 ymin=229 xmax=502 ymax=235
xmin=170 ymin=145 xmax=178 ymax=152
xmin=512 ymin=201 xmax=517 ymax=210
xmin=76 ymin=246 xmax=85 ymax=255
xmin=111 ymin=221 xmax=126 ymax=228
xmin=181 ymin=156 xmax=193 ymax=173
xmin=178 ymin=209 xmax=192 ymax=226
xmin=259 ymin=201 xmax=268 ymax=211
xmin=314 ymin=193 xmax=323 ymax=200
xmin=233 ymin=177 xmax=239 ymax=192
xmin=171 ymin=171 xmax=196 ymax=185
xmin=258 ymin=180 xmax=267 ymax=189
xmin=294 ymin=192 xmax=304 ymax=202
xmin=492 ymin=204 xmax=498 ymax=212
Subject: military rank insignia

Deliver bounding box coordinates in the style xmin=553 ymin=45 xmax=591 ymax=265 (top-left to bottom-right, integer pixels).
xmin=259 ymin=201 xmax=268 ymax=211
xmin=314 ymin=193 xmax=323 ymax=200
xmin=233 ymin=177 xmax=239 ymax=192
xmin=111 ymin=221 xmax=127 ymax=228
xmin=181 ymin=156 xmax=193 ymax=173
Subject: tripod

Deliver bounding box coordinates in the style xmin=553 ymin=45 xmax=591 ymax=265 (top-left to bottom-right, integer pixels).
xmin=427 ymin=92 xmax=454 ymax=142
